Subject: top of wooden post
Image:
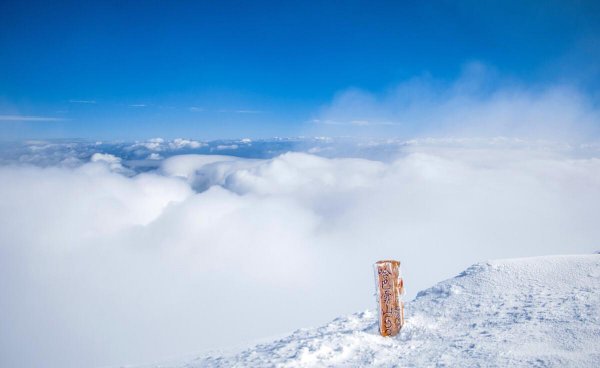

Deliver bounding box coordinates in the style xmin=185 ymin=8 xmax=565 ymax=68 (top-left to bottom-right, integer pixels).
xmin=375 ymin=260 xmax=400 ymax=266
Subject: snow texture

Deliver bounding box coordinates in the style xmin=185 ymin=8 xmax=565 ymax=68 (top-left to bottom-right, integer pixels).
xmin=169 ymin=255 xmax=600 ymax=367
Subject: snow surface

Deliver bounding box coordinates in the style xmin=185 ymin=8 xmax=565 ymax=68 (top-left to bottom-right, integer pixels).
xmin=157 ymin=254 xmax=600 ymax=367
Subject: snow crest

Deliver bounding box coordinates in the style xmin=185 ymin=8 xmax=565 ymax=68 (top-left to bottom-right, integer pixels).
xmin=178 ymin=255 xmax=600 ymax=367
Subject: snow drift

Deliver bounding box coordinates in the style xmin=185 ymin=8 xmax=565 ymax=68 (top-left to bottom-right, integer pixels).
xmin=180 ymin=254 xmax=600 ymax=367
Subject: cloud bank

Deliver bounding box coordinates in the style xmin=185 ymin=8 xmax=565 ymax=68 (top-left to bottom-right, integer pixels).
xmin=1 ymin=140 xmax=599 ymax=367
xmin=314 ymin=63 xmax=600 ymax=140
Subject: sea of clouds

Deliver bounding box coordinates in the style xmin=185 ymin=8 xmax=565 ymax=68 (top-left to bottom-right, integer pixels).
xmin=1 ymin=62 xmax=600 ymax=368
xmin=1 ymin=136 xmax=600 ymax=368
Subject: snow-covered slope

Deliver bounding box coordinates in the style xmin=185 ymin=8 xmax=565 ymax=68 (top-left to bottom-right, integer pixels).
xmin=161 ymin=255 xmax=600 ymax=367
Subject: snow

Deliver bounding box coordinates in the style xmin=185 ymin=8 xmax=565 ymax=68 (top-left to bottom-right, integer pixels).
xmin=163 ymin=254 xmax=600 ymax=367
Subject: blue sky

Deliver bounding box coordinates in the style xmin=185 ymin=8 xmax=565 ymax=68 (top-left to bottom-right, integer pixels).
xmin=0 ymin=0 xmax=599 ymax=140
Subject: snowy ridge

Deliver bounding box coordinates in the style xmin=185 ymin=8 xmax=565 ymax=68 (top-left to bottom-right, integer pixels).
xmin=171 ymin=255 xmax=600 ymax=367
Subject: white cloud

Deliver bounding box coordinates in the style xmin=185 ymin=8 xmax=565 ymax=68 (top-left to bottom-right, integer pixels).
xmin=315 ymin=63 xmax=600 ymax=141
xmin=168 ymin=138 xmax=206 ymax=150
xmin=90 ymin=152 xmax=121 ymax=164
xmin=0 ymin=114 xmax=66 ymax=122
xmin=159 ymin=154 xmax=240 ymax=180
xmin=126 ymin=138 xmax=207 ymax=154
xmin=147 ymin=153 xmax=162 ymax=160
xmin=215 ymin=109 xmax=263 ymax=113
xmin=132 ymin=138 xmax=165 ymax=151
xmin=0 ymin=143 xmax=599 ymax=367
xmin=69 ymin=99 xmax=97 ymax=104
xmin=213 ymin=144 xmax=239 ymax=150
xmin=90 ymin=152 xmax=132 ymax=174
xmin=318 ymin=119 xmax=399 ymax=126
xmin=235 ymin=109 xmax=263 ymax=114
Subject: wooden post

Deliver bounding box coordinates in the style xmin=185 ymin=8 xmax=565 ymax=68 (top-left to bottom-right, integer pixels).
xmin=374 ymin=260 xmax=404 ymax=337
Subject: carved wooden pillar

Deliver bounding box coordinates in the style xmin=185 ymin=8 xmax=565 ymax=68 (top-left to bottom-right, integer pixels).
xmin=374 ymin=260 xmax=404 ymax=337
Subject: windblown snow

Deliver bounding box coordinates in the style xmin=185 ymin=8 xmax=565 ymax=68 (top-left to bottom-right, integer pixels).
xmin=172 ymin=254 xmax=600 ymax=367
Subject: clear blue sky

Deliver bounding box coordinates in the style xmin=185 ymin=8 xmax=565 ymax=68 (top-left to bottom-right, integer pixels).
xmin=1 ymin=0 xmax=599 ymax=140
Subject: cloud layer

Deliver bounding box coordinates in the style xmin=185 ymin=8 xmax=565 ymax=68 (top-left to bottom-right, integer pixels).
xmin=1 ymin=140 xmax=599 ymax=367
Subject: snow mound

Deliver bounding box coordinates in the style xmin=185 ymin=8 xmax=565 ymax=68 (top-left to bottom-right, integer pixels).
xmin=171 ymin=254 xmax=600 ymax=367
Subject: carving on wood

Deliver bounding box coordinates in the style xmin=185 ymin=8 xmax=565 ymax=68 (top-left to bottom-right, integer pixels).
xmin=374 ymin=260 xmax=404 ymax=337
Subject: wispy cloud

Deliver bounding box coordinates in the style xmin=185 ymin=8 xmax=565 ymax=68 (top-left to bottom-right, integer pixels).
xmin=235 ymin=109 xmax=263 ymax=114
xmin=189 ymin=106 xmax=204 ymax=112
xmin=0 ymin=114 xmax=66 ymax=122
xmin=316 ymin=62 xmax=600 ymax=141
xmin=217 ymin=109 xmax=264 ymax=114
xmin=128 ymin=104 xmax=147 ymax=108
xmin=314 ymin=119 xmax=398 ymax=126
xmin=69 ymin=99 xmax=96 ymax=104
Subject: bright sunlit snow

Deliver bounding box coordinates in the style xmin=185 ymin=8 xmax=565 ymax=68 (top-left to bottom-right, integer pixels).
xmin=172 ymin=254 xmax=600 ymax=367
